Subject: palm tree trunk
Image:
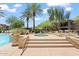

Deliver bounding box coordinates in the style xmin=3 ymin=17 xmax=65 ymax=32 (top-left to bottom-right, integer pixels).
xmin=57 ymin=23 xmax=60 ymax=32
xmin=56 ymin=20 xmax=60 ymax=32
xmin=33 ymin=12 xmax=35 ymax=29
xmin=58 ymin=20 xmax=61 ymax=32
xmin=58 ymin=24 xmax=60 ymax=32
xmin=68 ymin=20 xmax=71 ymax=31
xmin=55 ymin=22 xmax=59 ymax=32
xmin=26 ymin=17 xmax=29 ymax=29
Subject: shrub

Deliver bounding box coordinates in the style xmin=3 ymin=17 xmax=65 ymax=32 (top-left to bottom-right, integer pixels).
xmin=32 ymin=28 xmax=41 ymax=33
xmin=6 ymin=16 xmax=24 ymax=29
xmin=76 ymin=29 xmax=79 ymax=35
xmin=0 ymin=29 xmax=2 ymax=33
xmin=11 ymin=20 xmax=24 ymax=28
xmin=10 ymin=28 xmax=28 ymax=35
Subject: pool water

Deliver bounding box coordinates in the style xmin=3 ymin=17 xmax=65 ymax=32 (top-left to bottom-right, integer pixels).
xmin=0 ymin=33 xmax=12 ymax=47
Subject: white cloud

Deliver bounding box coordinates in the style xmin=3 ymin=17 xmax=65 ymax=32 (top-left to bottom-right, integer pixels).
xmin=0 ymin=17 xmax=5 ymax=19
xmin=43 ymin=3 xmax=70 ymax=14
xmin=47 ymin=3 xmax=71 ymax=7
xmin=47 ymin=3 xmax=64 ymax=6
xmin=43 ymin=8 xmax=48 ymax=13
xmin=0 ymin=4 xmax=9 ymax=10
xmin=35 ymin=17 xmax=40 ymax=21
xmin=14 ymin=4 xmax=22 ymax=7
xmin=61 ymin=3 xmax=71 ymax=7
xmin=47 ymin=3 xmax=72 ymax=11
xmin=65 ymin=7 xmax=72 ymax=11
xmin=7 ymin=8 xmax=16 ymax=12
xmin=0 ymin=4 xmax=17 ymax=13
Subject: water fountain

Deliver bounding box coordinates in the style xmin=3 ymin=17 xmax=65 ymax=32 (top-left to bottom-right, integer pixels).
xmin=34 ymin=28 xmax=48 ymax=36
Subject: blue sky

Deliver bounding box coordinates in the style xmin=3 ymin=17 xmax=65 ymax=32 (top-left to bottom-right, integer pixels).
xmin=0 ymin=3 xmax=79 ymax=27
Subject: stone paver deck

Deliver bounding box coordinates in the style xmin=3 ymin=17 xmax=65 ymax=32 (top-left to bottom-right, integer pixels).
xmin=22 ymin=48 xmax=79 ymax=56
xmin=22 ymin=34 xmax=79 ymax=56
xmin=0 ymin=43 xmax=22 ymax=56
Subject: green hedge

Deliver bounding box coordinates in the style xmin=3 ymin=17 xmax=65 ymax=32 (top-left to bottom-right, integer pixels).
xmin=10 ymin=28 xmax=28 ymax=34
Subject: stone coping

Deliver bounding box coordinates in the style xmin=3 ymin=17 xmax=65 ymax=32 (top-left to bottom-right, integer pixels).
xmin=66 ymin=36 xmax=79 ymax=49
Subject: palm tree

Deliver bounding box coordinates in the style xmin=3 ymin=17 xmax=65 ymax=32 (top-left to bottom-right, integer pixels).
xmin=55 ymin=8 xmax=65 ymax=31
xmin=47 ymin=7 xmax=58 ymax=30
xmin=21 ymin=7 xmax=32 ymax=29
xmin=65 ymin=11 xmax=71 ymax=31
xmin=47 ymin=7 xmax=54 ymax=21
xmin=47 ymin=7 xmax=66 ymax=32
xmin=30 ymin=3 xmax=42 ymax=29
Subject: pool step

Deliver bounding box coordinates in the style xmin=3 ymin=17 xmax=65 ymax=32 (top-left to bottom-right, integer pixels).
xmin=25 ymin=39 xmax=74 ymax=48
xmin=27 ymin=41 xmax=70 ymax=44
xmin=28 ymin=39 xmax=67 ymax=41
xmin=27 ymin=44 xmax=74 ymax=48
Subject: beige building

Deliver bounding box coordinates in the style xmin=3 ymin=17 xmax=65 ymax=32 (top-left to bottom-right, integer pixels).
xmin=0 ymin=24 xmax=10 ymax=30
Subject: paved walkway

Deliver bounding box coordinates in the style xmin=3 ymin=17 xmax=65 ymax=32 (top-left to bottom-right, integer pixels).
xmin=0 ymin=43 xmax=22 ymax=56
xmin=22 ymin=48 xmax=79 ymax=56
xmin=22 ymin=34 xmax=79 ymax=56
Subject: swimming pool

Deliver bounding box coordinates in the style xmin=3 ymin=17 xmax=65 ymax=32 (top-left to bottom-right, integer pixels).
xmin=0 ymin=33 xmax=12 ymax=47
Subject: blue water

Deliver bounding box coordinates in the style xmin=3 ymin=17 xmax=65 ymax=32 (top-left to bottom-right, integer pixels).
xmin=0 ymin=33 xmax=12 ymax=47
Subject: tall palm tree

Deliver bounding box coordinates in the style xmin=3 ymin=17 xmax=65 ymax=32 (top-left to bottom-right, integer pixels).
xmin=21 ymin=7 xmax=32 ymax=29
xmin=47 ymin=7 xmax=66 ymax=31
xmin=47 ymin=7 xmax=58 ymax=30
xmin=65 ymin=11 xmax=71 ymax=31
xmin=55 ymin=8 xmax=65 ymax=31
xmin=30 ymin=3 xmax=42 ymax=29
